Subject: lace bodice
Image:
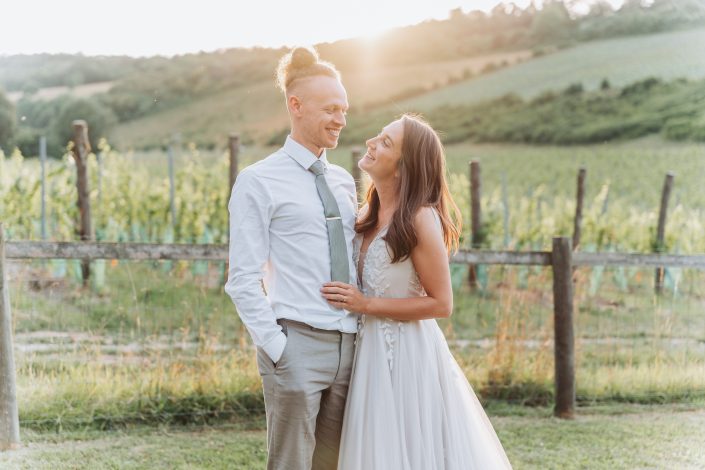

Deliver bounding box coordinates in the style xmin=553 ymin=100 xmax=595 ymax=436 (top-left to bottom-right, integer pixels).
xmin=353 ymin=227 xmax=425 ymax=372
xmin=354 ymin=228 xmax=424 ymax=300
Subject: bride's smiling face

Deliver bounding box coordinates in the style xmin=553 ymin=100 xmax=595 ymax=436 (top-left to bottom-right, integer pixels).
xmin=359 ymin=119 xmax=404 ymax=180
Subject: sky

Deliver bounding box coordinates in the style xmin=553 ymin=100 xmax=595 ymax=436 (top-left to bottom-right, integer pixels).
xmin=0 ymin=0 xmax=624 ymax=57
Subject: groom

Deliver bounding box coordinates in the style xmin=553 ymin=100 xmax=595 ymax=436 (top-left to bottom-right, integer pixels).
xmin=225 ymin=46 xmax=358 ymax=470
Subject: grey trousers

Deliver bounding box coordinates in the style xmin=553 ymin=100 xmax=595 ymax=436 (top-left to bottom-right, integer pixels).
xmin=256 ymin=319 xmax=356 ymax=470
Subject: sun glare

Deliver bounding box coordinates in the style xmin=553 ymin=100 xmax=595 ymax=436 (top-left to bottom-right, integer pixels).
xmin=356 ymin=23 xmax=395 ymax=43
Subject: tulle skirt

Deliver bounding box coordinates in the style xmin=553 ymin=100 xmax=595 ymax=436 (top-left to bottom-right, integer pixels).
xmin=338 ymin=316 xmax=512 ymax=470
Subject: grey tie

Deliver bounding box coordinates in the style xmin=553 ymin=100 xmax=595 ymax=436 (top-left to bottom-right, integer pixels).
xmin=309 ymin=160 xmax=350 ymax=283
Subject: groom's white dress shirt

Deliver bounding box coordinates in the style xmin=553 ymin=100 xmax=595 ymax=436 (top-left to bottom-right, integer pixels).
xmin=225 ymin=136 xmax=359 ymax=363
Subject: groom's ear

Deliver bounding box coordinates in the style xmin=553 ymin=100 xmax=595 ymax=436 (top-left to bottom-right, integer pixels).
xmin=288 ymin=94 xmax=303 ymax=117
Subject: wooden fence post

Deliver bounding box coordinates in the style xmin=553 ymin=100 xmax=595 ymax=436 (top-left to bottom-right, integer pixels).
xmin=655 ymin=172 xmax=674 ymax=295
xmin=468 ymin=160 xmax=481 ymax=289
xmin=226 ymin=134 xmax=248 ymax=349
xmin=351 ymin=148 xmax=362 ymax=203
xmin=96 ymin=149 xmax=104 ymax=213
xmin=0 ymin=223 xmax=20 ymax=450
xmin=573 ymin=167 xmax=586 ymax=250
xmin=552 ymin=236 xmax=575 ymax=419
xmin=167 ymin=143 xmax=177 ymax=231
xmin=40 ymin=136 xmax=47 ymax=241
xmin=228 ymin=134 xmax=240 ymax=191
xmin=71 ymin=120 xmax=92 ymax=287
xmin=501 ymin=172 xmax=509 ymax=248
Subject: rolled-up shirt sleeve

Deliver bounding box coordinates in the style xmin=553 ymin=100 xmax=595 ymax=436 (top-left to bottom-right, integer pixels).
xmin=224 ymin=169 xmax=287 ymax=363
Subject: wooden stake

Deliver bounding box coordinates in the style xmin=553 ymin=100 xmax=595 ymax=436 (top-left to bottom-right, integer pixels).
xmin=351 ymin=148 xmax=362 ymax=204
xmin=468 ymin=160 xmax=481 ymax=289
xmin=228 ymin=134 xmax=240 ymax=191
xmin=71 ymin=120 xmax=92 ymax=287
xmin=552 ymin=236 xmax=576 ymax=419
xmin=655 ymin=172 xmax=674 ymax=295
xmin=573 ymin=167 xmax=586 ymax=251
xmin=0 ymin=224 xmax=20 ymax=450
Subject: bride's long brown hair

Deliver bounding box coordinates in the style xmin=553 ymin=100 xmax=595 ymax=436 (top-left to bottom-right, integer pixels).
xmin=355 ymin=114 xmax=462 ymax=263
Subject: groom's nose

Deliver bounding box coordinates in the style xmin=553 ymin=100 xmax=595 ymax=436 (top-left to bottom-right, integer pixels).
xmin=333 ymin=110 xmax=346 ymax=127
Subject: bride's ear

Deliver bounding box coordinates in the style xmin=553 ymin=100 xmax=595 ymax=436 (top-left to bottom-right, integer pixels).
xmin=395 ymin=155 xmax=404 ymax=178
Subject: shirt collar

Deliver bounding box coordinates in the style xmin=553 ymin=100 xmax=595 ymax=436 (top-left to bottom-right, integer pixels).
xmin=283 ymin=135 xmax=329 ymax=172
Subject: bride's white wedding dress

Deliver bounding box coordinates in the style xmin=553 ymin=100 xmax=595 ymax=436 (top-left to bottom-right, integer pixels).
xmin=338 ymin=220 xmax=512 ymax=469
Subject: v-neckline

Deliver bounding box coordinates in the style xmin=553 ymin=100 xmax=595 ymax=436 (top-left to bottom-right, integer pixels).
xmin=357 ymin=224 xmax=389 ymax=285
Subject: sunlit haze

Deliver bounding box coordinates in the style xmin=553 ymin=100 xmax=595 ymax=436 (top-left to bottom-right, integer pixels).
xmin=0 ymin=0 xmax=623 ymax=57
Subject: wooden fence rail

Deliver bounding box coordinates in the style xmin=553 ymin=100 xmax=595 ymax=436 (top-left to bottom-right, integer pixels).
xmin=6 ymin=242 xmax=705 ymax=268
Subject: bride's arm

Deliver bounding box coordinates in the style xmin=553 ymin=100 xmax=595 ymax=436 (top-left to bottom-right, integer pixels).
xmin=321 ymin=207 xmax=453 ymax=320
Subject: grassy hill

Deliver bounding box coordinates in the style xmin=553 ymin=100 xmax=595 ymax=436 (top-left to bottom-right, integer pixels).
xmin=111 ymin=27 xmax=705 ymax=149
xmin=393 ymin=27 xmax=705 ymax=112
xmin=6 ymin=81 xmax=114 ymax=103
xmin=110 ymin=50 xmax=532 ymax=149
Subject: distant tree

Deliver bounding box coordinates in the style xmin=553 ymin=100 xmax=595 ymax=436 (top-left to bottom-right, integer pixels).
xmin=0 ymin=90 xmax=16 ymax=151
xmin=619 ymin=0 xmax=647 ymax=13
xmin=619 ymin=77 xmax=661 ymax=97
xmin=600 ymin=78 xmax=611 ymax=90
xmin=16 ymin=95 xmax=70 ymax=130
xmin=66 ymin=70 xmax=85 ymax=88
xmin=52 ymin=98 xmax=117 ymax=151
xmin=587 ymin=0 xmax=615 ymax=17
xmin=564 ymin=83 xmax=584 ymax=95
xmin=13 ymin=126 xmax=43 ymax=157
xmin=531 ymin=1 xmax=574 ymax=43
xmin=492 ymin=33 xmax=508 ymax=49
xmin=449 ymin=7 xmax=464 ymax=21
xmin=21 ymin=81 xmax=40 ymax=96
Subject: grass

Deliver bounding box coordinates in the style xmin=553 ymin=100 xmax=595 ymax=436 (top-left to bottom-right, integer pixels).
xmin=6 ymin=81 xmax=114 ymax=103
xmin=396 ymin=27 xmax=705 ymax=112
xmin=12 ymin=261 xmax=237 ymax=336
xmin=2 ymin=404 xmax=704 ymax=469
xmin=10 ymin=257 xmax=705 ymax=429
xmin=4 ymin=423 xmax=268 ymax=469
xmin=18 ymin=352 xmax=265 ymax=431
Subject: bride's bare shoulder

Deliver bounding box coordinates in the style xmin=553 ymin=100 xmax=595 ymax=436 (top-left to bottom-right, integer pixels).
xmin=413 ymin=206 xmax=441 ymax=231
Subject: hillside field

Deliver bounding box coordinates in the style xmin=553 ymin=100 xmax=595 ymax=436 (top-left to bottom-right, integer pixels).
xmin=109 ymin=27 xmax=705 ymax=149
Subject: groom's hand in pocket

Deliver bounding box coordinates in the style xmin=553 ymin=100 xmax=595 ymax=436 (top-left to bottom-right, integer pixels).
xmin=321 ymin=282 xmax=368 ymax=314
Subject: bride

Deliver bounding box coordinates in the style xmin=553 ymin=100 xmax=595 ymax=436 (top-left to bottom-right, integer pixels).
xmin=321 ymin=114 xmax=512 ymax=469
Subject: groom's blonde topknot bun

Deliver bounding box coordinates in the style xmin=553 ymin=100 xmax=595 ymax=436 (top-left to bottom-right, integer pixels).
xmin=290 ymin=47 xmax=317 ymax=69
xmin=276 ymin=46 xmax=340 ymax=93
